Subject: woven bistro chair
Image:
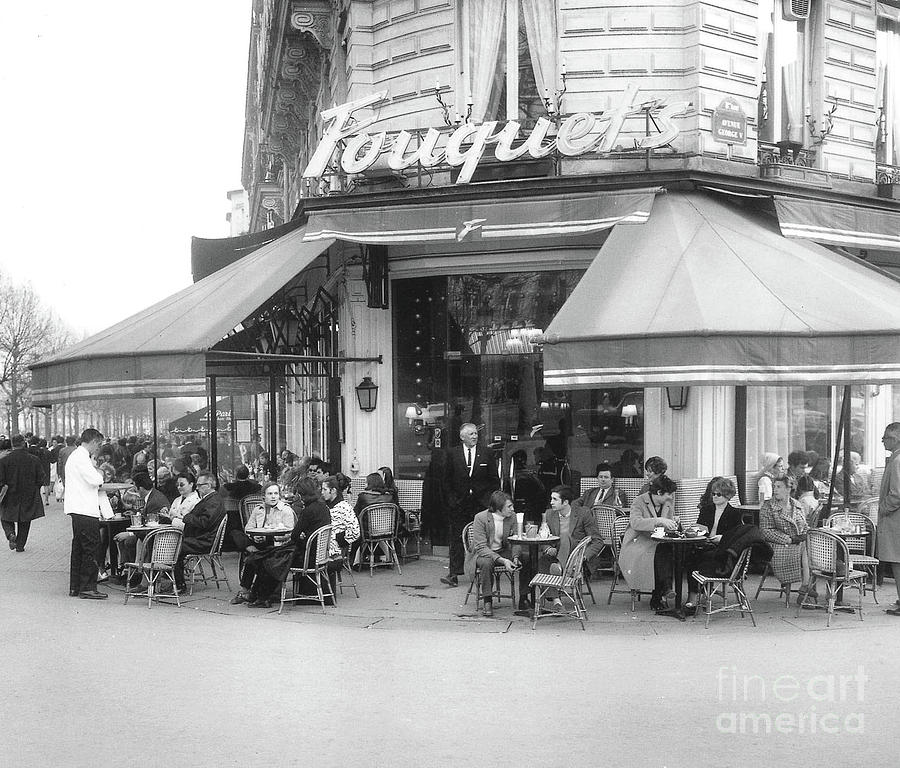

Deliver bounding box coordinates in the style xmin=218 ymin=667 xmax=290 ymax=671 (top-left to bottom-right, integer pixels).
xmin=280 ymin=524 xmax=334 ymax=614
xmin=824 ymin=511 xmax=879 ymax=603
xmin=399 ymin=509 xmax=422 ymax=562
xmin=692 ymin=547 xmax=756 ymax=629
xmin=183 ymin=515 xmax=231 ymax=595
xmin=797 ymin=528 xmax=866 ymax=627
xmin=334 ymin=541 xmax=360 ymax=599
xmin=358 ymin=503 xmax=402 ymax=576
xmin=123 ymin=526 xmax=184 ymax=609
xmin=592 ymin=504 xmax=622 ymax=577
xmin=529 ymin=536 xmax=592 ymax=630
xmin=462 ymin=522 xmax=516 ymax=610
xmin=855 ymin=497 xmax=880 ymax=526
xmin=608 ymin=515 xmax=652 ymax=610
xmin=239 ymin=493 xmax=265 ymax=526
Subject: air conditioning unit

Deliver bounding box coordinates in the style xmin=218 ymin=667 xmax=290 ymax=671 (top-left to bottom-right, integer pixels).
xmin=782 ymin=0 xmax=810 ymax=21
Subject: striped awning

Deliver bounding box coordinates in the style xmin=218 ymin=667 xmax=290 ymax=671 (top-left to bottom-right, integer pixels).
xmin=542 ymin=191 xmax=900 ymax=388
xmin=303 ymin=188 xmax=659 ymax=244
xmin=775 ymin=197 xmax=900 ymax=252
xmin=31 ymin=226 xmax=333 ymax=405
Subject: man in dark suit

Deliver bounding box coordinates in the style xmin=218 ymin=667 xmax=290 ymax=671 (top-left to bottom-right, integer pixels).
xmin=0 ymin=434 xmax=46 ymax=552
xmin=441 ymin=422 xmax=499 ymax=587
xmin=572 ymin=462 xmax=628 ymax=512
xmin=171 ymin=471 xmax=226 ymax=591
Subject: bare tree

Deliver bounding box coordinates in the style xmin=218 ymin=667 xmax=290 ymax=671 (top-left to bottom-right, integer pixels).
xmin=0 ymin=272 xmax=73 ymax=434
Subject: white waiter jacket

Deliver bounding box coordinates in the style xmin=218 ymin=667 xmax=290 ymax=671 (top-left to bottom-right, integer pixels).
xmin=63 ymin=445 xmax=103 ymax=518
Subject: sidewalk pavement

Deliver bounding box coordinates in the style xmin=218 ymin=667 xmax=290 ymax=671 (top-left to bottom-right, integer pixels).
xmin=3 ymin=498 xmax=899 ymax=767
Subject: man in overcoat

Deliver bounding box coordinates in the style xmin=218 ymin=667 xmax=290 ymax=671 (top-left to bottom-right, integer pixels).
xmin=878 ymin=423 xmax=900 ymax=615
xmin=0 ymin=434 xmax=46 ymax=552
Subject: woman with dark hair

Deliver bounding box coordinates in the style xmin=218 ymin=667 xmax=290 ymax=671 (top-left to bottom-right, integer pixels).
xmin=619 ymin=474 xmax=679 ymax=610
xmin=322 ymin=475 xmax=360 ymax=557
xmin=354 ymin=472 xmax=393 ymax=516
xmin=167 ymin=472 xmax=200 ymax=520
xmin=378 ymin=466 xmax=401 ymax=508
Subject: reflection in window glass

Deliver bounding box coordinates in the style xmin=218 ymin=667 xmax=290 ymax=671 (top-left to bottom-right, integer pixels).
xmin=746 ymin=386 xmax=832 ymax=470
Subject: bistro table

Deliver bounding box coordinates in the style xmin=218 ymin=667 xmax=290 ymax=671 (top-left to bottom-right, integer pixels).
xmin=508 ymin=533 xmax=560 ymax=617
xmin=650 ymin=531 xmax=711 ymax=621
xmin=98 ymin=515 xmax=130 ymax=575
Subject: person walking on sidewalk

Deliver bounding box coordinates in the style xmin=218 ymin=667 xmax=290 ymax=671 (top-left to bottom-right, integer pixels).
xmin=0 ymin=434 xmax=46 ymax=552
xmin=441 ymin=423 xmax=498 ymax=588
xmin=64 ymin=428 xmax=108 ymax=599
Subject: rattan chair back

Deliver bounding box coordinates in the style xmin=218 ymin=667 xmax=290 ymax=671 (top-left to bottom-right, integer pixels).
xmin=611 ymin=515 xmax=630 ymax=561
xmin=239 ymin=493 xmax=265 ymax=525
xmin=362 ymin=503 xmax=399 ymax=539
xmin=562 ymin=536 xmax=591 ymax=583
xmin=210 ymin=514 xmax=229 ymax=556
xmin=462 ymin=522 xmax=474 ymax=554
xmin=807 ymin=529 xmax=845 ymax=577
xmin=147 ymin=527 xmax=183 ymax=566
xmin=856 ymin=496 xmax=880 ymax=525
xmin=304 ymin=524 xmax=333 ymax=570
xmin=593 ymin=505 xmax=620 ymax=546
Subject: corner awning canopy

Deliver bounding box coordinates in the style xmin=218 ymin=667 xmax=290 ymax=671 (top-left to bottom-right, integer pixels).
xmin=303 ymin=188 xmax=659 ymax=244
xmin=542 ymin=192 xmax=900 ymax=388
xmin=775 ymin=196 xmax=900 ymax=252
xmin=31 ymin=226 xmax=333 ymax=405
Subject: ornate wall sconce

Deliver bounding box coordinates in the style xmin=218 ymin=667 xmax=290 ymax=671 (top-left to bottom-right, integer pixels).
xmin=805 ymin=98 xmax=838 ymax=145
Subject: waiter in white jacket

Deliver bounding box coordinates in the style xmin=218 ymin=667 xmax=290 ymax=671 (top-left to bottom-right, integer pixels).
xmin=64 ymin=428 xmax=107 ymax=599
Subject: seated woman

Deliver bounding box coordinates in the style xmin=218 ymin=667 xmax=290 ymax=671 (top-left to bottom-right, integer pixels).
xmin=760 ymin=475 xmax=813 ymax=604
xmin=322 ymin=474 xmax=360 ymax=558
xmin=618 ymin=475 xmax=678 ymax=610
xmin=230 ymin=481 xmax=296 ymax=606
xmin=354 ymin=472 xmax=394 ymax=516
xmin=685 ymin=477 xmax=744 ymax=610
xmin=756 ymin=453 xmax=784 ymax=503
xmin=167 ymin=472 xmax=201 ymax=521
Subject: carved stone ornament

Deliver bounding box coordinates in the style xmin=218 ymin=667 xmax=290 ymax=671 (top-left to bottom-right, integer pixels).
xmin=290 ymin=1 xmax=334 ymax=51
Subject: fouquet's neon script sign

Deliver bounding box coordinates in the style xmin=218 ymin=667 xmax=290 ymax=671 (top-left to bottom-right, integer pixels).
xmin=302 ymin=84 xmax=689 ymax=185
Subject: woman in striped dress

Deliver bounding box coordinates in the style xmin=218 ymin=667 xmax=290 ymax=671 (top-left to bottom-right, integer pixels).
xmin=760 ymin=475 xmax=813 ymax=603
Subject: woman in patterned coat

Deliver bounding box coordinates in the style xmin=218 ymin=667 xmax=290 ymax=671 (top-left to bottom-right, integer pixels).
xmin=760 ymin=475 xmax=813 ymax=603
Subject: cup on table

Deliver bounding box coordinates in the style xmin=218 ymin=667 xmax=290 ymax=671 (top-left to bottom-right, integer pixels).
xmin=525 ymin=523 xmax=538 ymax=538
xmin=654 ymin=525 xmax=665 ymax=537
xmin=130 ymin=513 xmax=143 ymax=527
xmin=515 ymin=512 xmax=524 ymax=537
xmin=146 ymin=511 xmax=159 ymax=524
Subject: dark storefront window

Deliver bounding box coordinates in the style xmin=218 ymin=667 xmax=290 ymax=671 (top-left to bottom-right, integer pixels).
xmin=393 ymin=273 xmax=645 ymax=543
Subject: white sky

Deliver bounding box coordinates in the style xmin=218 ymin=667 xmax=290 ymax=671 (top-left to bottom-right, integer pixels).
xmin=0 ymin=2 xmax=252 ymax=336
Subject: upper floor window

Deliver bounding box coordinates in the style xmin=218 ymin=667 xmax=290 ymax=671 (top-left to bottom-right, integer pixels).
xmin=459 ymin=0 xmax=556 ymax=125
xmin=876 ymin=3 xmax=900 ymax=165
xmin=757 ymin=0 xmax=819 ymax=145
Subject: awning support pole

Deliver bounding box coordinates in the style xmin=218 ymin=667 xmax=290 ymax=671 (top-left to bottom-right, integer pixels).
xmin=826 ymin=386 xmax=851 ymax=514
xmin=151 ymin=397 xmax=158 ymax=489
xmin=842 ymin=384 xmax=852 ymax=508
xmin=209 ymin=375 xmax=218 ymax=484
xmin=269 ymin=373 xmax=277 ymax=480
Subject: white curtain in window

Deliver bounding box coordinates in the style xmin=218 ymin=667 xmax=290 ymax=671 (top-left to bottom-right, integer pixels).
xmin=521 ymin=0 xmax=558 ymax=100
xmin=467 ymin=0 xmax=506 ymax=123
xmin=745 ymin=387 xmax=808 ymax=473
xmin=782 ymin=61 xmax=804 ymax=144
xmin=877 ymin=17 xmax=900 ymax=165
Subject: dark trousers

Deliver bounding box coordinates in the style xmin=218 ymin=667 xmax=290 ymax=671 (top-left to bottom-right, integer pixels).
xmin=2 ymin=519 xmax=31 ymax=550
xmin=448 ymin=497 xmax=478 ymax=576
xmin=174 ymin=539 xmax=207 ymax=587
xmin=69 ymin=514 xmax=100 ymax=594
xmin=652 ymin=546 xmax=673 ymax=597
xmin=477 ymin=545 xmax=527 ymax=604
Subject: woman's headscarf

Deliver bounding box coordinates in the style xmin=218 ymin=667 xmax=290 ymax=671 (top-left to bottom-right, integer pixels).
xmin=758 ymin=452 xmax=781 ymax=478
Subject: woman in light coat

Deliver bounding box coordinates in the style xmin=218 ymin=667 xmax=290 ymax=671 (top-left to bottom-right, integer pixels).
xmin=619 ymin=475 xmax=678 ymax=610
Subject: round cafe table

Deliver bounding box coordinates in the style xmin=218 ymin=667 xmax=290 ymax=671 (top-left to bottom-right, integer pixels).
xmin=245 ymin=527 xmax=293 ymax=546
xmin=508 ymin=534 xmax=560 ymax=617
xmin=650 ymin=532 xmax=710 ymax=621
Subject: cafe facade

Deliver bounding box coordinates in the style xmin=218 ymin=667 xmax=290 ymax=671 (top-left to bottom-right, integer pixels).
xmin=32 ymin=0 xmax=900 ymax=542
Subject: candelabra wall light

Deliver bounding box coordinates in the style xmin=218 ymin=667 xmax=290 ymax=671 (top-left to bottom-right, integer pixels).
xmin=542 ymin=58 xmax=568 ymax=124
xmin=434 ymin=79 xmax=472 ymax=127
xmin=805 ymin=98 xmax=838 ymax=145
